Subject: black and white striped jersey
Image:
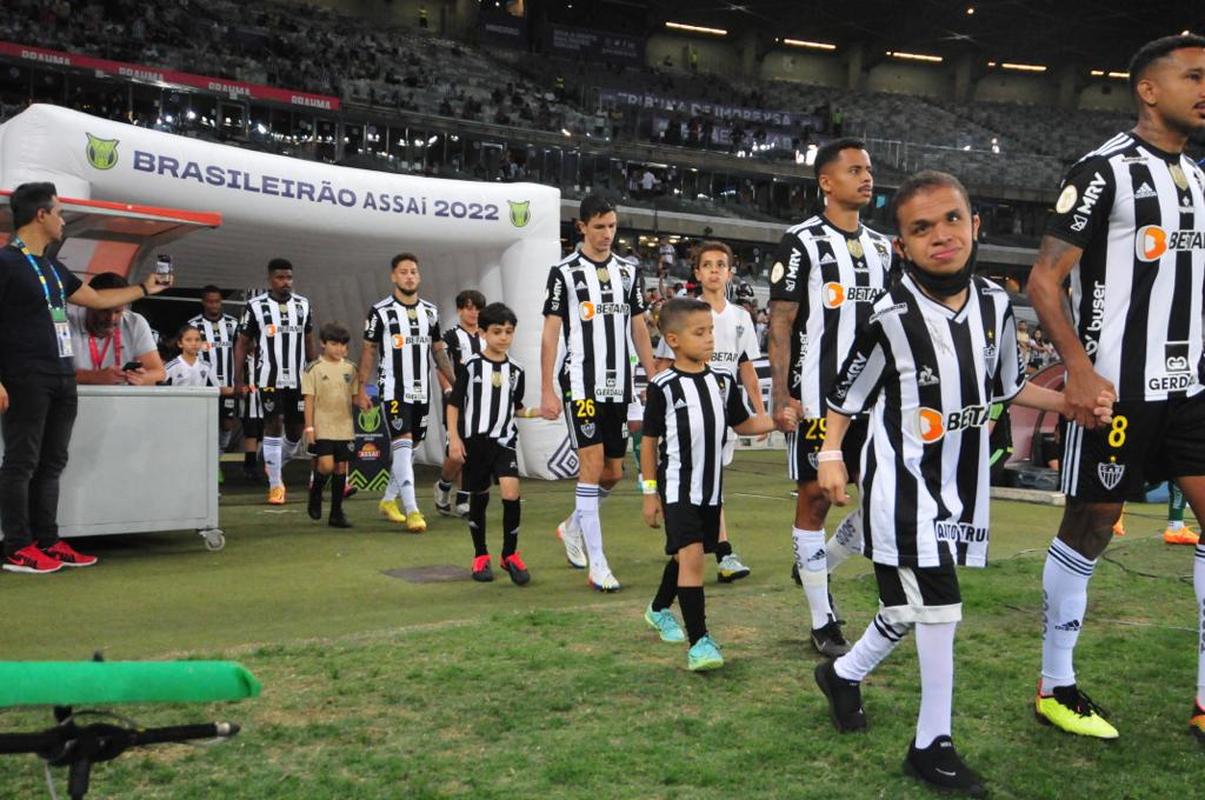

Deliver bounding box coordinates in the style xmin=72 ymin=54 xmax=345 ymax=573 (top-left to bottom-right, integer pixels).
xmin=769 ymin=215 xmax=896 ymax=417
xmin=442 ymin=325 xmax=482 ymax=366
xmin=238 ymin=293 xmax=313 ymax=390
xmin=187 ymin=313 xmax=238 ymax=387
xmin=643 ymin=366 xmax=752 ymax=507
xmin=827 ymin=274 xmax=1026 ymax=569
xmin=1046 ymin=132 xmax=1205 ymax=402
xmin=542 ymin=250 xmax=646 ymax=404
xmin=653 ymin=300 xmax=760 ymax=379
xmin=363 ymin=296 xmax=441 ymax=404
xmin=447 ymin=353 xmax=526 ymax=447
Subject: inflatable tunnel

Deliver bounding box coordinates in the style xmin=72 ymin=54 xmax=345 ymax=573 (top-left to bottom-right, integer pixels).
xmin=0 ymin=104 xmax=574 ymax=478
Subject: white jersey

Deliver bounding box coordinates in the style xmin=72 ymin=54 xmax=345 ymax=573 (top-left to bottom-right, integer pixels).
xmin=828 ymin=275 xmax=1025 ymax=569
xmin=187 ymin=313 xmax=238 ymax=387
xmin=654 ymin=300 xmax=760 ymax=380
xmin=163 ymin=355 xmax=214 ymax=387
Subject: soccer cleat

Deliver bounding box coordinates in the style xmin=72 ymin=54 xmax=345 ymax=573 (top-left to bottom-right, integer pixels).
xmin=307 ymin=489 xmax=322 ymax=520
xmin=903 ymin=736 xmax=987 ymax=798
xmin=42 ymin=541 xmax=98 ymax=568
xmin=472 ymin=554 xmax=494 ymax=582
xmin=1190 ymin=703 xmax=1205 ymax=743
xmin=557 ymin=516 xmax=589 ymax=569
xmin=588 ymin=564 xmax=621 ymax=592
xmin=3 ymin=545 xmax=64 ymax=574
xmin=267 ymin=485 xmax=286 ymax=505
xmin=405 ymin=510 xmax=428 ymax=533
xmin=378 ymin=499 xmax=407 ymax=523
xmin=811 ymin=620 xmax=850 ymax=657
xmin=814 ymin=660 xmax=867 ymax=732
xmin=717 ymin=553 xmax=751 ymax=583
xmin=644 ymin=604 xmax=686 ymax=643
xmin=1034 ymin=682 xmax=1119 ymax=739
xmin=328 ymin=512 xmax=353 ymax=529
xmin=500 ymin=552 xmax=531 ymax=585
xmin=790 ymin=561 xmax=802 ymax=587
xmin=1163 ymin=526 xmax=1200 ymax=546
xmin=687 ymin=635 xmax=724 ymax=671
xmin=1112 ymin=514 xmax=1126 ymax=536
xmin=455 ymin=501 xmax=471 ymax=519
xmin=434 ymin=481 xmax=453 ymax=516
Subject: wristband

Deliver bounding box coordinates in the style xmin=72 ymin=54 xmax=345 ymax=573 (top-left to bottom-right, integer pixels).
xmin=304 ymin=426 xmax=315 ymax=432
xmin=815 ymin=450 xmax=844 ymax=463
xmin=641 ymin=479 xmax=658 ymax=495
xmin=140 ymin=284 xmax=149 ymax=297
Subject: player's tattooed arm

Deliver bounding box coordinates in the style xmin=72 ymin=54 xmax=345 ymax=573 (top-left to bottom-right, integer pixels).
xmin=768 ymin=299 xmax=801 ymax=432
xmin=1028 ymin=234 xmax=1113 ymax=429
xmin=432 ymin=341 xmax=455 ymax=385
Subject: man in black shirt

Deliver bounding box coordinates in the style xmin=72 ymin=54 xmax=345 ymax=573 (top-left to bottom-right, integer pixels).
xmin=0 ymin=182 xmax=174 ymax=574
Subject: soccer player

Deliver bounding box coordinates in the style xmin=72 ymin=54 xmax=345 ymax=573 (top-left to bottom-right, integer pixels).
xmin=302 ymin=323 xmax=358 ymax=529
xmin=434 ymin=289 xmax=485 ymax=518
xmin=768 ymin=137 xmax=897 ymax=656
xmin=1026 ymin=34 xmax=1205 ymax=741
xmin=357 ymin=253 xmax=454 ymax=532
xmin=189 ymin=286 xmax=239 ymax=478
xmin=813 ymin=171 xmax=1113 ymax=795
xmin=233 ymin=259 xmax=316 ymax=505
xmin=640 ymin=298 xmax=781 ymax=670
xmin=446 ymin=302 xmax=531 ymax=585
xmin=654 ymin=241 xmax=762 ymax=583
xmin=540 ymin=195 xmax=657 ymax=592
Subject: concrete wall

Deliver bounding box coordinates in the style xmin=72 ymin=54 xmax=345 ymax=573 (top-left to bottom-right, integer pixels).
xmin=645 ymin=34 xmax=742 ymax=76
xmin=972 ymin=73 xmax=1057 ymax=105
xmin=1077 ymin=82 xmax=1134 ymax=112
xmin=865 ymin=61 xmax=951 ymax=98
xmin=759 ymin=49 xmax=846 ymax=88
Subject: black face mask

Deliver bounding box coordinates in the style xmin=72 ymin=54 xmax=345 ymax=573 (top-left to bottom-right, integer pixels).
xmin=903 ymin=242 xmax=978 ymax=299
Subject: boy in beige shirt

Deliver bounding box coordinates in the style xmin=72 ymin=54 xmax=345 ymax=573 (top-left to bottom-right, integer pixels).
xmin=303 ymin=323 xmax=359 ymax=528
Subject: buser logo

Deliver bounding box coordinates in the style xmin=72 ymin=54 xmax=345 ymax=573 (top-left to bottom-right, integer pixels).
xmin=916 ymin=404 xmax=990 ymax=443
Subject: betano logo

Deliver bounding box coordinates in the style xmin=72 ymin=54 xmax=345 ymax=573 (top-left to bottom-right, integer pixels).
xmin=822 ymin=283 xmax=883 ymax=309
xmin=579 ymin=301 xmax=626 ymax=321
xmin=1136 ymin=225 xmax=1205 ymax=262
xmin=916 ymin=404 xmax=991 ymax=444
xmin=85 ymin=132 xmax=119 ymax=170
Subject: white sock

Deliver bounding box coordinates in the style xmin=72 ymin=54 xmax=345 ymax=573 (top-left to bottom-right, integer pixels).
xmin=1041 ymin=537 xmax=1097 ymax=694
xmin=1169 ymin=520 xmax=1185 ymax=531
xmin=826 ymin=509 xmax=863 ymax=574
xmin=576 ymin=483 xmax=605 ymax=569
xmin=389 ymin=438 xmax=417 ymax=512
xmin=793 ymin=527 xmax=833 ymax=629
xmin=263 ymin=436 xmax=283 ymax=488
xmin=1195 ymin=545 xmax=1205 ymax=709
xmin=915 ymin=621 xmax=957 ymax=748
xmin=834 ymin=612 xmax=911 ymax=682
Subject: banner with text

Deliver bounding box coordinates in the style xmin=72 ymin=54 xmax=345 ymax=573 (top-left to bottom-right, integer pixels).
xmin=547 ymin=25 xmax=644 ymax=65
xmin=599 ymin=89 xmax=821 ymax=130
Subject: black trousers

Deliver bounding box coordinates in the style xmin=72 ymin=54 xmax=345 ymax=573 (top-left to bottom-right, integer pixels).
xmin=1 ymin=373 xmax=77 ymax=555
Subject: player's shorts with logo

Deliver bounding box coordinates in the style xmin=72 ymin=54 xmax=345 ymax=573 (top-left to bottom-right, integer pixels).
xmin=382 ymin=398 xmax=430 ymax=444
xmin=662 ymin=502 xmax=722 ymax=556
xmin=786 ymin=415 xmax=869 ymax=482
xmin=309 ymin=439 xmax=354 ymax=462
xmin=562 ymin=394 xmax=628 ymax=459
xmin=874 ymin=562 xmax=962 ymax=626
xmin=1062 ymin=392 xmax=1205 ymax=502
xmin=462 ymin=437 xmax=520 ymax=492
xmin=219 ymin=395 xmax=237 ymax=421
xmin=258 ymin=386 xmax=305 ymax=426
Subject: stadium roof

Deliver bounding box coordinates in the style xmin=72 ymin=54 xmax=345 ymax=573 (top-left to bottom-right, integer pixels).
xmin=595 ymin=0 xmax=1200 ymax=73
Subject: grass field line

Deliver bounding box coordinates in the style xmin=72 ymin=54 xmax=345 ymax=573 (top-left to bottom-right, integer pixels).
xmin=151 ymin=597 xmax=642 ymax=660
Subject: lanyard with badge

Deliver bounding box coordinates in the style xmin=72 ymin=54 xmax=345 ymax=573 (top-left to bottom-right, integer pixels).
xmin=12 ymin=236 xmax=72 ymax=357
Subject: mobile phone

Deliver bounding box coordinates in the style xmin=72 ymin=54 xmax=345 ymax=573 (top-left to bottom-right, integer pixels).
xmin=121 ymin=361 xmax=142 ymax=372
xmin=154 ymin=254 xmax=173 ymax=285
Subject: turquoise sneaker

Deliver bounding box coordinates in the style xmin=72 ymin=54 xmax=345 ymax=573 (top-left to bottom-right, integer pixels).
xmin=644 ymin=604 xmax=686 ymax=643
xmin=687 ymin=635 xmax=724 ymax=671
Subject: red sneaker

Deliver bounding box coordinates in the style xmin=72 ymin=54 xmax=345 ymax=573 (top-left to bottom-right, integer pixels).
xmin=43 ymin=541 xmax=98 ymax=568
xmin=472 ymin=554 xmax=494 ymax=583
xmin=500 ymin=552 xmax=531 ymax=586
xmin=3 ymin=544 xmax=63 ymax=574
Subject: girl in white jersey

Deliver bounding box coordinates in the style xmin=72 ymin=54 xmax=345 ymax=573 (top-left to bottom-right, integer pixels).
xmin=163 ymin=325 xmax=215 ymax=388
